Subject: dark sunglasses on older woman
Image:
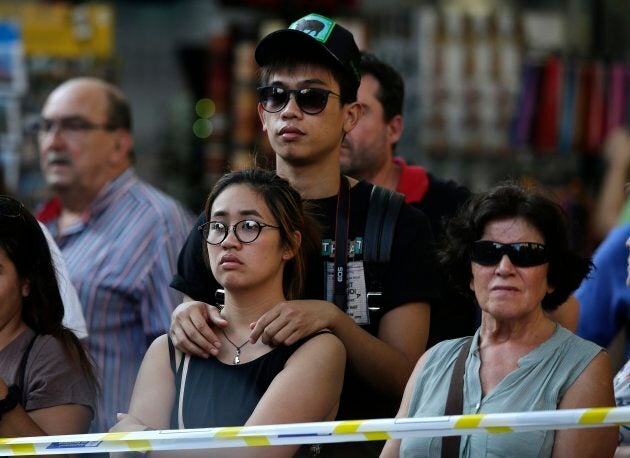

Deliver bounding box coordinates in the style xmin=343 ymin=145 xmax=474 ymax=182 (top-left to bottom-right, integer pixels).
xmin=470 ymin=241 xmax=549 ymax=267
xmin=257 ymin=86 xmax=341 ymax=115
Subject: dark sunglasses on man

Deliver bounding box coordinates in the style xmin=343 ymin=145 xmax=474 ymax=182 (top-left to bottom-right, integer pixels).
xmin=470 ymin=240 xmax=549 ymax=267
xmin=257 ymin=86 xmax=341 ymax=115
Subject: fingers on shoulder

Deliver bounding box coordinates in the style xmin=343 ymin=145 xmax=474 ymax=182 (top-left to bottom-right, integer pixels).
xmin=207 ymin=305 xmax=227 ymax=324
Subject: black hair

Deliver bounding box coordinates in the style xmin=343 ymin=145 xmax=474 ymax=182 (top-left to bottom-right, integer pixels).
xmin=439 ymin=182 xmax=592 ymax=311
xmin=359 ymin=52 xmax=405 ymax=122
xmin=0 ymin=196 xmax=99 ymax=391
xmin=202 ymin=169 xmax=320 ymax=300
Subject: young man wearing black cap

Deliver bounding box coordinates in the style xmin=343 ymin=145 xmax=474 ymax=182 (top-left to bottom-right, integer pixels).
xmin=169 ymin=13 xmax=440 ymax=455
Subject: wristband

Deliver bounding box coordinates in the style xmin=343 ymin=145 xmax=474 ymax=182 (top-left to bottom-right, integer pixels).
xmin=0 ymin=385 xmax=21 ymax=421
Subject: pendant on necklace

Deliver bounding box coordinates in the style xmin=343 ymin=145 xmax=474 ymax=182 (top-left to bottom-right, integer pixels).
xmin=222 ymin=329 xmax=248 ymax=365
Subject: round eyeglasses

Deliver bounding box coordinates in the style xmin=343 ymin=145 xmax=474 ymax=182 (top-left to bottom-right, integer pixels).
xmin=257 ymin=86 xmax=341 ymax=115
xmin=198 ymin=219 xmax=279 ymax=245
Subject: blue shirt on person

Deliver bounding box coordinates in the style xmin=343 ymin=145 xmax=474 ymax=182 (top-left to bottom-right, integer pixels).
xmin=38 ymin=168 xmax=194 ymax=431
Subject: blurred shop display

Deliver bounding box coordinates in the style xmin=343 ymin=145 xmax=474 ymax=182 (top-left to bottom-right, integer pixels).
xmin=0 ymin=21 xmax=26 ymax=194
xmin=0 ymin=2 xmax=113 ymax=207
xmin=0 ymin=0 xmax=627 ymax=253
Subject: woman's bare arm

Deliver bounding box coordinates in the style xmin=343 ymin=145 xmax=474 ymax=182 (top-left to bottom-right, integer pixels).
xmin=380 ymin=348 xmax=433 ymax=458
xmin=116 ymin=333 xmax=345 ymax=458
xmin=553 ymin=352 xmax=618 ymax=458
xmin=110 ymin=334 xmax=175 ymax=433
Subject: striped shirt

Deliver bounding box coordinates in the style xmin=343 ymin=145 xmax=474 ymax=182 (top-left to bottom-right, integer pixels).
xmin=38 ymin=168 xmax=194 ymax=432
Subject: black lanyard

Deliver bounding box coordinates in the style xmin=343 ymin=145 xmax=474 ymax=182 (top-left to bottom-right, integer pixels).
xmin=333 ymin=175 xmax=350 ymax=310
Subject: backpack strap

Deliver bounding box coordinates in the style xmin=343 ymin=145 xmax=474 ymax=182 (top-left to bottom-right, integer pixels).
xmin=362 ymin=185 xmax=404 ymax=332
xmin=364 ymin=185 xmax=404 ymax=264
xmin=442 ymin=337 xmax=473 ymax=457
xmin=16 ymin=334 xmax=38 ymax=406
xmin=363 ymin=186 xmax=404 ymax=316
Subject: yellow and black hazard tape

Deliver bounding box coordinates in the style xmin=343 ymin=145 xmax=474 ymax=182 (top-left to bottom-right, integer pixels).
xmin=0 ymin=406 xmax=627 ymax=455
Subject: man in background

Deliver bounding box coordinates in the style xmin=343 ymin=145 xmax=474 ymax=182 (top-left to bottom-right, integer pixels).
xmin=341 ymin=52 xmax=476 ymax=343
xmin=36 ymin=77 xmax=193 ymax=431
xmin=341 ymin=52 xmax=470 ymax=236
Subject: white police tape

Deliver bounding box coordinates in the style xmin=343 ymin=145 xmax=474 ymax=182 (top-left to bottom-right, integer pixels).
xmin=1 ymin=406 xmax=628 ymax=455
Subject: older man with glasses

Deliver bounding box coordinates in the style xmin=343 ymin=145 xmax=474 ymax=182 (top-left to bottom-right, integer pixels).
xmin=35 ymin=77 xmax=194 ymax=432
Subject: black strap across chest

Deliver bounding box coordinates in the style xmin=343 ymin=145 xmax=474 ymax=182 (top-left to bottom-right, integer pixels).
xmin=330 ymin=180 xmax=404 ymax=319
xmin=333 ymin=175 xmax=350 ymax=310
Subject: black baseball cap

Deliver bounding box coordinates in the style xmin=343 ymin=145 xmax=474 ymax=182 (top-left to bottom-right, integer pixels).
xmin=255 ymin=13 xmax=361 ymax=92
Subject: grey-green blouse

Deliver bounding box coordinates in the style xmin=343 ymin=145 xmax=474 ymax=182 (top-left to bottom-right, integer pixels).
xmin=400 ymin=325 xmax=602 ymax=457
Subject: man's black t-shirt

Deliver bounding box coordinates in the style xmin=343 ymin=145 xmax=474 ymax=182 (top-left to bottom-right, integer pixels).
xmin=415 ymin=172 xmax=470 ymax=239
xmin=170 ymin=180 xmax=440 ymax=420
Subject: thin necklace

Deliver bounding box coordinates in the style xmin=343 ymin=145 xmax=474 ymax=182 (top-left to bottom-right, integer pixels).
xmin=221 ymin=329 xmax=249 ymax=365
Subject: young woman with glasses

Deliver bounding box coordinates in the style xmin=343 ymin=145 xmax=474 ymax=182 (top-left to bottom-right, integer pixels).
xmin=0 ymin=195 xmax=97 ymax=436
xmin=111 ymin=169 xmax=345 ymax=457
xmin=381 ymin=183 xmax=617 ymax=458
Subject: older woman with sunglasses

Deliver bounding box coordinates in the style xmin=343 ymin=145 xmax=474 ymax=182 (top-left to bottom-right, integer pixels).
xmin=0 ymin=195 xmax=97 ymax=437
xmin=381 ymin=183 xmax=617 ymax=458
xmin=111 ymin=169 xmax=345 ymax=457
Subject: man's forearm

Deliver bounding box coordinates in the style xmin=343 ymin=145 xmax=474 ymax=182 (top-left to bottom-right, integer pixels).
xmin=329 ymin=303 xmax=428 ymax=397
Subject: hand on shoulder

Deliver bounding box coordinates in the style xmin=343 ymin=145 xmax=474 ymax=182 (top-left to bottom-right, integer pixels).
xmin=169 ymin=300 xmax=227 ymax=357
xmin=249 ymin=300 xmax=341 ymax=346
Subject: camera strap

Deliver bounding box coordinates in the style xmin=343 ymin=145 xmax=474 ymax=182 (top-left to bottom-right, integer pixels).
xmin=333 ymin=175 xmax=350 ymax=311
